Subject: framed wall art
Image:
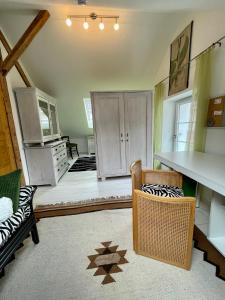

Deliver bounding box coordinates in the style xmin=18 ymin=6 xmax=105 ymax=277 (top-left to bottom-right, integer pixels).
xmin=169 ymin=21 xmax=193 ymax=96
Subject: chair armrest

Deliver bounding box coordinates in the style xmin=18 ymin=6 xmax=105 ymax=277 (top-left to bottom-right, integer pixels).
xmin=19 ymin=186 xmax=37 ymax=212
xmin=130 ymin=160 xmax=142 ymax=197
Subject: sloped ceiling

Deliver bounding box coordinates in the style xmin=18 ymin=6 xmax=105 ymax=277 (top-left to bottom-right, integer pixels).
xmin=0 ymin=1 xmax=199 ymax=137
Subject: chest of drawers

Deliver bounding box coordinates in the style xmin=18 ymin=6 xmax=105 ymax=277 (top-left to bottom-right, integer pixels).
xmin=25 ymin=141 xmax=69 ymax=186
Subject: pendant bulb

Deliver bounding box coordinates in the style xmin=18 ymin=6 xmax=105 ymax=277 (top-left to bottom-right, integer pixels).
xmin=99 ymin=18 xmax=105 ymax=31
xmin=65 ymin=17 xmax=72 ymax=27
xmin=83 ymin=18 xmax=89 ymax=30
xmin=114 ymin=21 xmax=119 ymax=31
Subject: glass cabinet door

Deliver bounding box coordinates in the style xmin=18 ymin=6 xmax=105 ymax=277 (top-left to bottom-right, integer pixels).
xmin=38 ymin=99 xmax=51 ymax=136
xmin=49 ymin=104 xmax=58 ymax=135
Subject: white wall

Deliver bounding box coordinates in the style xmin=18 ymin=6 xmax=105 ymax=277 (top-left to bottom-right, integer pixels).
xmin=0 ymin=7 xmax=187 ymax=140
xmin=0 ymin=28 xmax=33 ymax=184
xmin=156 ymin=10 xmax=225 ymax=157
xmin=156 ymin=10 xmax=225 ymax=207
xmin=70 ymin=137 xmax=88 ymax=154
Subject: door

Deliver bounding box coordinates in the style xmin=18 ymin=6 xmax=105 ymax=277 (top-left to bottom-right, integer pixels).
xmin=92 ymin=92 xmax=126 ymax=177
xmin=0 ymin=78 xmax=17 ymax=175
xmin=124 ymin=91 xmax=152 ymax=170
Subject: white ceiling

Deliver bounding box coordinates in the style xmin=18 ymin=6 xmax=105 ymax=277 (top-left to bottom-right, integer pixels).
xmin=1 ymin=0 xmax=225 ymax=12
xmin=1 ymin=1 xmax=224 ymax=137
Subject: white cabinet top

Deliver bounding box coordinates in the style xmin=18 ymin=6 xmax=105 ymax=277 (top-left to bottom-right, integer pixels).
xmin=14 ymin=87 xmax=56 ymax=103
xmin=24 ymin=140 xmax=65 ymax=149
xmin=154 ymin=151 xmax=225 ymax=196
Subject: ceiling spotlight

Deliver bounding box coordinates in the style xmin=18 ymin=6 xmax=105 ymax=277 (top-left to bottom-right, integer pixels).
xmin=83 ymin=18 xmax=89 ymax=30
xmin=99 ymin=18 xmax=105 ymax=31
xmin=114 ymin=19 xmax=119 ymax=31
xmin=65 ymin=17 xmax=72 ymax=27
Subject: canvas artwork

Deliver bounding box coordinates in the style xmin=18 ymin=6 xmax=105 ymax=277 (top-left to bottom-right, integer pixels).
xmin=169 ymin=21 xmax=193 ymax=96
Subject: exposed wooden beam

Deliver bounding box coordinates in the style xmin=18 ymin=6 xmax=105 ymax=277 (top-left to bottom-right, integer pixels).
xmin=0 ymin=72 xmax=25 ymax=184
xmin=1 ymin=10 xmax=50 ymax=75
xmin=0 ymin=48 xmax=24 ymax=182
xmin=0 ymin=30 xmax=31 ymax=87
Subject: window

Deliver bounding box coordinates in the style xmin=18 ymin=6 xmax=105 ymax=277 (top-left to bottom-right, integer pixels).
xmin=174 ymin=97 xmax=192 ymax=151
xmin=83 ymin=98 xmax=93 ymax=129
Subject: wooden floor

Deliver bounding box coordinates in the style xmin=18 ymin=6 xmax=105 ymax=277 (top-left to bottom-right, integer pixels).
xmin=34 ymin=157 xmax=132 ymax=208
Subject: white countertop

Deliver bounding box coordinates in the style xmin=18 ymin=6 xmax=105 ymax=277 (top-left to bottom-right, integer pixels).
xmin=155 ymin=151 xmax=225 ymax=196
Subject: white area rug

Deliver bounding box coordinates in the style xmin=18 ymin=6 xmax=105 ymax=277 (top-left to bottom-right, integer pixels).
xmin=34 ymin=171 xmax=131 ymax=208
xmin=1 ymin=209 xmax=224 ymax=300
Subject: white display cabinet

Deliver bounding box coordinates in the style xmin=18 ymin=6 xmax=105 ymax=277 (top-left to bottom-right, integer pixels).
xmin=15 ymin=87 xmax=60 ymax=145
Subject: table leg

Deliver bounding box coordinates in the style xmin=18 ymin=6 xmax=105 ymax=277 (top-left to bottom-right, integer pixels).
xmin=195 ymin=182 xmax=200 ymax=208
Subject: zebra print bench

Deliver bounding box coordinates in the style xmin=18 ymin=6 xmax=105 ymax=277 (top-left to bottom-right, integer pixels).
xmin=0 ymin=186 xmax=39 ymax=278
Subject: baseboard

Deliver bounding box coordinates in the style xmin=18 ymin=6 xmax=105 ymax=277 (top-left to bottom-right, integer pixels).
xmin=34 ymin=199 xmax=132 ymax=219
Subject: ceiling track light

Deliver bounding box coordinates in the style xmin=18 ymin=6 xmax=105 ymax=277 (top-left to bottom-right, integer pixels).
xmin=65 ymin=12 xmax=120 ymax=31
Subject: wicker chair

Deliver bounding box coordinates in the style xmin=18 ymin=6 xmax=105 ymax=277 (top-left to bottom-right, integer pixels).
xmin=130 ymin=160 xmax=196 ymax=270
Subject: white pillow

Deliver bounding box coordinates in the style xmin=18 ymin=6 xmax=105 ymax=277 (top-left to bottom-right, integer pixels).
xmin=0 ymin=197 xmax=13 ymax=223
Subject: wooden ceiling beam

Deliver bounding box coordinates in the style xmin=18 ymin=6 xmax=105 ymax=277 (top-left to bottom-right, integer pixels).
xmin=1 ymin=10 xmax=50 ymax=75
xmin=0 ymin=30 xmax=31 ymax=87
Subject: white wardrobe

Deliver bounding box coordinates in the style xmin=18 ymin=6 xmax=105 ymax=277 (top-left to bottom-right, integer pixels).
xmin=91 ymin=91 xmax=153 ymax=179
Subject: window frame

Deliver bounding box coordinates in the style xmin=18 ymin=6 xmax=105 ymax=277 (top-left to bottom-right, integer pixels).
xmin=174 ymin=97 xmax=192 ymax=152
xmin=83 ymin=98 xmax=93 ymax=129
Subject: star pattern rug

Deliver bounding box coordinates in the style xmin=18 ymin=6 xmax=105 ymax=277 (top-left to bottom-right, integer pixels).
xmin=87 ymin=241 xmax=129 ymax=285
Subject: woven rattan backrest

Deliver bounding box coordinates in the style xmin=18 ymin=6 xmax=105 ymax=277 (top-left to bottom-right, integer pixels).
xmin=142 ymin=170 xmax=183 ymax=188
xmin=133 ymin=190 xmax=195 ymax=270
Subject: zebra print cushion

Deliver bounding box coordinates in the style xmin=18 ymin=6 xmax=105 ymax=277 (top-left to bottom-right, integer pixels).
xmin=0 ymin=186 xmax=35 ymax=248
xmin=141 ymin=184 xmax=184 ymax=198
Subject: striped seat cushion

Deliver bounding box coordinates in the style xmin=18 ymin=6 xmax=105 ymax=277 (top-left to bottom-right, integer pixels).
xmin=0 ymin=186 xmax=36 ymax=248
xmin=141 ymin=184 xmax=184 ymax=198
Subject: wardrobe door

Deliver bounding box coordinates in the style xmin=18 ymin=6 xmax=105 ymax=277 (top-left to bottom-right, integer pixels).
xmin=92 ymin=92 xmax=126 ymax=178
xmin=124 ymin=91 xmax=152 ymax=170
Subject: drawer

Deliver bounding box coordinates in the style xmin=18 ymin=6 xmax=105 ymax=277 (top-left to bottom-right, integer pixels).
xmin=56 ymin=158 xmax=68 ymax=175
xmin=53 ymin=149 xmax=67 ymax=166
xmin=56 ymin=159 xmax=68 ymax=180
xmin=52 ymin=142 xmax=66 ymax=156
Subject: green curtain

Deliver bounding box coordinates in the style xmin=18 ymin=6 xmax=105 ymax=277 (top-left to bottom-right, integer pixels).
xmin=190 ymin=49 xmax=212 ymax=151
xmin=153 ymin=82 xmax=165 ymax=169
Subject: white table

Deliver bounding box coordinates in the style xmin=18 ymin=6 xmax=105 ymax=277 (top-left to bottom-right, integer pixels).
xmin=155 ymin=151 xmax=225 ymax=257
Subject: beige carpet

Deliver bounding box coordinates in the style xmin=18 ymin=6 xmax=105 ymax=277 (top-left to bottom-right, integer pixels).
xmin=1 ymin=209 xmax=225 ymax=300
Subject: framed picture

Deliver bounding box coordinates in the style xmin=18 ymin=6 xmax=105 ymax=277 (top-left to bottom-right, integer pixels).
xmin=168 ymin=21 xmax=193 ymax=96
